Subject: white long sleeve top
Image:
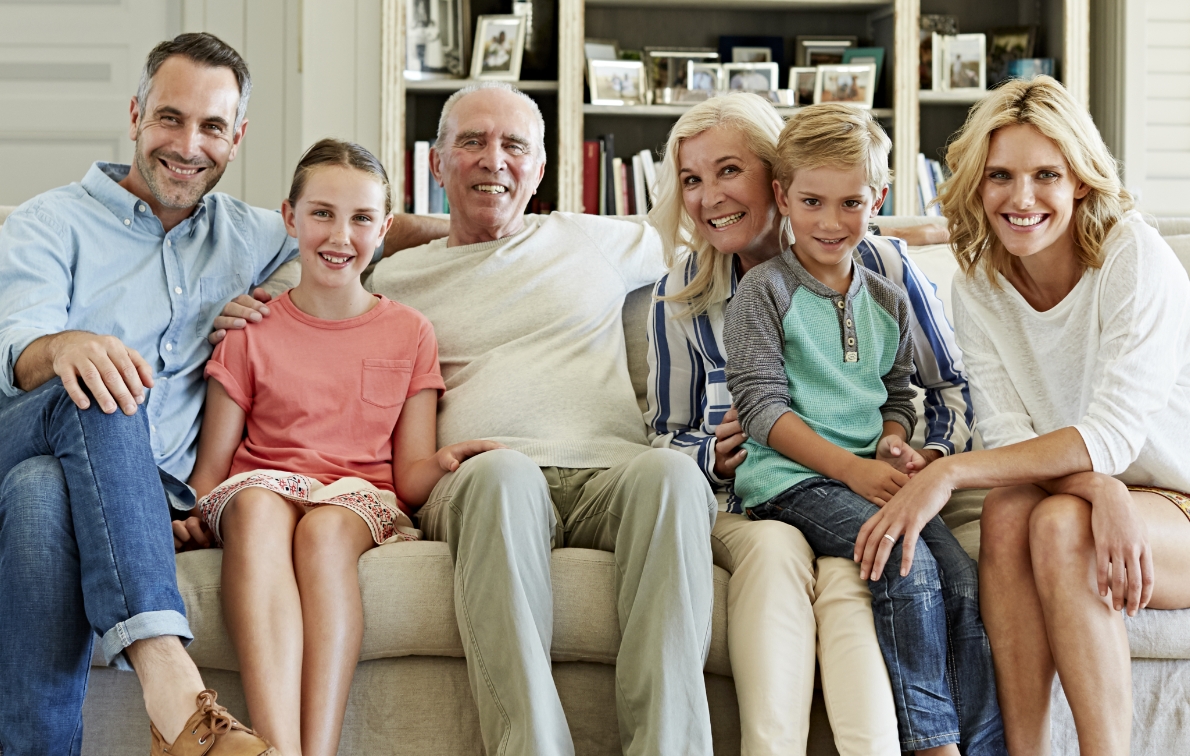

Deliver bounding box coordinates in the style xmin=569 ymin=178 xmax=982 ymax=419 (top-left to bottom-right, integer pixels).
xmin=953 ymin=210 xmax=1190 ymax=491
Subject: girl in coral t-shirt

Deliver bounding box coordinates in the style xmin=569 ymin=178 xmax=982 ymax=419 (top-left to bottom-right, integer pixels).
xmin=175 ymin=139 xmax=499 ymax=756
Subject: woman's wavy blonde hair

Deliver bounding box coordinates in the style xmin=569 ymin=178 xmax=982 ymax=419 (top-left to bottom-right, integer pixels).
xmin=648 ymin=92 xmax=785 ymax=317
xmin=938 ymin=76 xmax=1133 ymax=285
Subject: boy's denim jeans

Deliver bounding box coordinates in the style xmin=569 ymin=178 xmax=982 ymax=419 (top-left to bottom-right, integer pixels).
xmin=0 ymin=379 xmax=192 ymax=756
xmin=750 ymin=477 xmax=1006 ymax=755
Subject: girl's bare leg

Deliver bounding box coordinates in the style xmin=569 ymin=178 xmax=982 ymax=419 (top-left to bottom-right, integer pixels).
xmin=292 ymin=505 xmax=376 ymax=756
xmin=978 ymin=484 xmax=1055 ymax=756
xmin=220 ymin=488 xmax=304 ymax=756
xmin=1029 ymin=491 xmax=1190 ymax=756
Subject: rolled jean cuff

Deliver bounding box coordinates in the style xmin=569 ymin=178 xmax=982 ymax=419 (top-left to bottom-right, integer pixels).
xmin=100 ymin=609 xmax=194 ymax=669
xmin=901 ymin=731 xmax=960 ymax=752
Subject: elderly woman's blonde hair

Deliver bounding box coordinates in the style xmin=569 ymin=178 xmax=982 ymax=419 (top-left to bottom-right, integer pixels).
xmin=772 ymin=103 xmax=892 ymax=195
xmin=938 ymin=76 xmax=1132 ymax=285
xmin=648 ymin=93 xmax=785 ymax=317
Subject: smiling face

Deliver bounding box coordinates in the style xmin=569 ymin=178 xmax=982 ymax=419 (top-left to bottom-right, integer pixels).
xmin=430 ymin=88 xmax=546 ymax=246
xmin=678 ymin=125 xmax=781 ymax=267
xmin=775 ymin=163 xmax=885 ymax=289
xmin=282 ymin=165 xmax=393 ymax=292
xmin=123 ymin=56 xmax=246 ymax=226
xmin=980 ymin=123 xmax=1090 ymax=264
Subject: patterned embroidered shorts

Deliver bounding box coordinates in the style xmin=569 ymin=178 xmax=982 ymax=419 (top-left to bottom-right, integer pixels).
xmin=1127 ymin=485 xmax=1190 ymax=523
xmin=198 ymin=469 xmax=421 ymax=547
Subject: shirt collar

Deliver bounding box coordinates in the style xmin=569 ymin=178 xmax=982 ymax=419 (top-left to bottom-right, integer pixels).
xmin=779 ymin=245 xmax=862 ymax=300
xmin=81 ymin=161 xmax=210 ymax=234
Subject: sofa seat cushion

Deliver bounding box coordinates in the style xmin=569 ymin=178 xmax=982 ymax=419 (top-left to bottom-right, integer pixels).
xmin=1124 ymin=607 xmax=1190 ymax=660
xmin=174 ymin=542 xmax=732 ymax=676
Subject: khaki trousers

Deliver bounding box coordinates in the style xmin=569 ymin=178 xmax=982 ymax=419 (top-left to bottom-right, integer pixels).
xmin=711 ymin=512 xmax=900 ymax=756
xmin=419 ymin=448 xmax=718 ymax=756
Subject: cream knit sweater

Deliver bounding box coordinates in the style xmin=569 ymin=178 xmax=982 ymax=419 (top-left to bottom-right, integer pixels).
xmin=368 ymin=212 xmax=666 ymax=469
xmin=953 ymin=211 xmax=1190 ymax=491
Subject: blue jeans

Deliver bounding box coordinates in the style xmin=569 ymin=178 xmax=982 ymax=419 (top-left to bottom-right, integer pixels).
xmin=750 ymin=477 xmax=1005 ymax=755
xmin=0 ymin=379 xmax=191 ymax=756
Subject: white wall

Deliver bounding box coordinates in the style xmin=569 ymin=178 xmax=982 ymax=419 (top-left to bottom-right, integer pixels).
xmin=1121 ymin=0 xmax=1190 ymax=217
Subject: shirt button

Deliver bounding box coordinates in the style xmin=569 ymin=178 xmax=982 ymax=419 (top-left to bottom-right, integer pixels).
xmin=845 ymin=319 xmax=853 ymax=327
xmin=836 ymin=300 xmax=844 ymax=309
xmin=123 ymin=218 xmax=131 ymax=226
xmin=174 ymin=287 xmax=182 ymax=295
xmin=150 ymin=425 xmax=157 ymax=434
xmin=165 ymin=239 xmax=172 ymax=247
xmin=138 ymin=204 xmax=146 ymax=212
xmin=847 ymin=337 xmax=855 ymax=346
xmin=165 ymin=343 xmax=173 ymax=351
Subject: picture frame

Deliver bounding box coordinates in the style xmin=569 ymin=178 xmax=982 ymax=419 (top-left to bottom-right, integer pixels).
xmin=988 ymin=26 xmax=1036 ymax=86
xmin=588 ymin=59 xmax=647 ymax=105
xmin=919 ymin=14 xmax=958 ymax=90
xmin=470 ymin=14 xmax=527 ymax=80
xmin=643 ymin=47 xmax=718 ymax=92
xmin=732 ymin=46 xmax=772 ymax=63
xmin=406 ymin=0 xmax=468 ymax=78
xmin=686 ymin=61 xmax=724 ymax=94
xmin=795 ymin=36 xmax=857 ymax=67
xmin=942 ymin=33 xmax=986 ymax=92
xmin=788 ymin=66 xmax=817 ymax=106
xmin=723 ymin=62 xmax=779 ymax=92
xmin=584 ymin=38 xmax=620 ymax=63
xmin=813 ymin=64 xmax=876 ymax=108
xmin=841 ymin=47 xmax=884 ymax=90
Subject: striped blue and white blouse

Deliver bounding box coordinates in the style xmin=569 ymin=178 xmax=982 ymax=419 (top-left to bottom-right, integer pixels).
xmin=645 ymin=234 xmax=973 ymax=513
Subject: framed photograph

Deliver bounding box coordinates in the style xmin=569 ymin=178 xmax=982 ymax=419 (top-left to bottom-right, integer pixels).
xmin=406 ymin=0 xmax=467 ymax=78
xmin=842 ymin=47 xmax=884 ymax=89
xmin=470 ymin=14 xmax=526 ymax=80
xmin=988 ymin=26 xmax=1036 ymax=85
xmin=814 ymin=64 xmax=877 ymax=108
xmin=687 ymin=61 xmax=723 ymax=94
xmin=788 ymin=66 xmax=817 ymax=106
xmin=643 ymin=47 xmax=718 ymax=92
xmin=943 ymin=33 xmax=986 ymax=92
xmin=732 ymin=46 xmax=772 ymax=63
xmin=588 ymin=59 xmax=646 ymax=105
xmin=919 ymin=14 xmax=958 ymax=90
xmin=584 ymin=38 xmax=620 ymax=63
xmin=795 ymin=36 xmax=857 ymax=67
xmin=724 ymin=62 xmax=779 ymax=92
xmin=719 ymin=36 xmax=784 ymax=78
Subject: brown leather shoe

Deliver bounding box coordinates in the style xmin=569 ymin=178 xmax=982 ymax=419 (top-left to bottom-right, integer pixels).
xmin=149 ymin=689 xmax=277 ymax=756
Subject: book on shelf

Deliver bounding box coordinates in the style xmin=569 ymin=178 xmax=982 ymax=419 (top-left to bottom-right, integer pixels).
xmin=583 ymin=137 xmax=660 ymax=216
xmin=413 ymin=141 xmax=430 ymax=215
xmin=916 ymin=152 xmax=945 ymax=216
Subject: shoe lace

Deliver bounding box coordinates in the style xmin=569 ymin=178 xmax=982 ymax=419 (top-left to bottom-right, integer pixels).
xmin=194 ymin=689 xmax=236 ymax=739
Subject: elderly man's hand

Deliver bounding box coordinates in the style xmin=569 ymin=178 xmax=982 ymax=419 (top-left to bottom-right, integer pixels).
xmin=209 ymin=288 xmax=273 ymax=345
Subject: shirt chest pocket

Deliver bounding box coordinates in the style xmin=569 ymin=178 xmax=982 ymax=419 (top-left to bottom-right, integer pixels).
xmin=361 ymin=359 xmax=414 ymax=408
xmin=195 ymin=274 xmax=248 ymax=338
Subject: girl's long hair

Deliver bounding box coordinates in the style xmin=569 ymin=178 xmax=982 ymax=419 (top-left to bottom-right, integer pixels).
xmin=648 ymin=93 xmax=785 ymax=317
xmin=938 ymin=76 xmax=1132 ymax=285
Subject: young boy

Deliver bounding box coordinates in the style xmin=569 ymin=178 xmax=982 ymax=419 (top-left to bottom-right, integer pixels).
xmin=723 ymin=104 xmax=1006 ymax=756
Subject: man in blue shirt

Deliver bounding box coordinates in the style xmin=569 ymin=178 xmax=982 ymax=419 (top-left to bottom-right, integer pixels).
xmin=0 ymin=33 xmax=438 ymax=756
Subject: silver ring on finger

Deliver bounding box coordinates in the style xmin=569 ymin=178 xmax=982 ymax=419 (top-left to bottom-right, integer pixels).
xmin=882 ymin=533 xmax=897 ymax=544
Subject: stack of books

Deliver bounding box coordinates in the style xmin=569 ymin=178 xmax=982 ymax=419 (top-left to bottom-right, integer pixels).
xmin=406 ymin=142 xmax=448 ymax=215
xmin=583 ymin=136 xmax=660 ymax=216
xmin=916 ymin=152 xmax=946 ymax=217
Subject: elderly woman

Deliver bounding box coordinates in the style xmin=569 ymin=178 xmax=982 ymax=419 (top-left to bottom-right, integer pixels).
xmin=854 ymin=77 xmax=1190 ymax=755
xmin=644 ymin=92 xmax=972 ymax=756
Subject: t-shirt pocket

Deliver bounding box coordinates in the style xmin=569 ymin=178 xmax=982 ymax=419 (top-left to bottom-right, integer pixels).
xmin=361 ymin=359 xmax=414 ymax=408
xmin=196 ymin=273 xmax=248 ymax=338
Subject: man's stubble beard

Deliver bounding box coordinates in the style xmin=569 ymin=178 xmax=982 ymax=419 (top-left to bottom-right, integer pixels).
xmin=133 ymin=132 xmax=227 ymax=210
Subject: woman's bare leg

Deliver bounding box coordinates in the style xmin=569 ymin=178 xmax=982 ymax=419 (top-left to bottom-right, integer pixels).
xmin=292 ymin=506 xmax=375 ymax=756
xmin=1029 ymin=491 xmax=1190 ymax=756
xmin=220 ymin=488 xmax=304 ymax=756
xmin=978 ymin=484 xmax=1054 ymax=756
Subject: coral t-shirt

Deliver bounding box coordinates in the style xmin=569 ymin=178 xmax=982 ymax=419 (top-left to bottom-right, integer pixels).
xmin=205 ymin=292 xmax=445 ymax=511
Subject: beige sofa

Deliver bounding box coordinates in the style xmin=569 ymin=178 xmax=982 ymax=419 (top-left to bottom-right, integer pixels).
xmin=0 ymin=206 xmax=1187 ymax=754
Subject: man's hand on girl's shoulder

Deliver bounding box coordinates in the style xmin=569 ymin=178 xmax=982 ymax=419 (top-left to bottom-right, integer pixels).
xmin=173 ymin=514 xmax=213 ymax=552
xmin=208 ymin=288 xmax=273 ymax=345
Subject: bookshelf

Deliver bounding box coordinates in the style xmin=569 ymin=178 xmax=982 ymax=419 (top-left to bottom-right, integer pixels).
xmin=381 ymin=0 xmax=1090 ymax=217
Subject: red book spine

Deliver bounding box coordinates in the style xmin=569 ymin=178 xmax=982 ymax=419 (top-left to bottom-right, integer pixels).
xmin=583 ymin=140 xmax=600 ymax=214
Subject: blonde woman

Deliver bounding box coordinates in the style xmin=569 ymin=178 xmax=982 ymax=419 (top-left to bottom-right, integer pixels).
xmin=644 ymin=92 xmax=971 ymax=755
xmin=853 ymin=76 xmax=1190 ymax=755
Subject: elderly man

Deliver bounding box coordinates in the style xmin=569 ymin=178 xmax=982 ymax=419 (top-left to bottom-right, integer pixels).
xmin=372 ymin=83 xmax=719 ymax=756
xmin=0 ymin=33 xmax=439 ymax=756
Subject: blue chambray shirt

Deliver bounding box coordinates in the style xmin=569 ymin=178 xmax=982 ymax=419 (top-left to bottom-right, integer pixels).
xmin=0 ymin=162 xmax=298 ymax=488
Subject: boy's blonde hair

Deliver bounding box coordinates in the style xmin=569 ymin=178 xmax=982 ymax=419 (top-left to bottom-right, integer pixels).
xmin=649 ymin=93 xmax=785 ymax=317
xmin=938 ymin=76 xmax=1133 ymax=285
xmin=772 ymin=104 xmax=891 ymax=195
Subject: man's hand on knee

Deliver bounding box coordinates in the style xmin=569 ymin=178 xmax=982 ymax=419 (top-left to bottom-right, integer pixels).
xmin=16 ymin=330 xmax=155 ymax=415
xmin=208 ymin=289 xmax=272 ymax=345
